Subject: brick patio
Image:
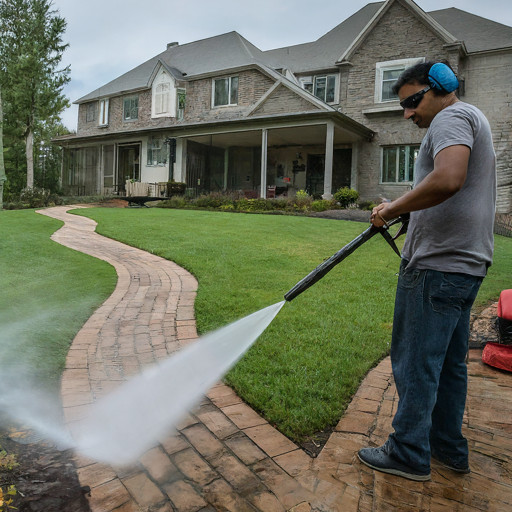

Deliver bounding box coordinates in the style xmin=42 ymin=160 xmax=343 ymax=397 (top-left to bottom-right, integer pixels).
xmin=37 ymin=206 xmax=512 ymax=512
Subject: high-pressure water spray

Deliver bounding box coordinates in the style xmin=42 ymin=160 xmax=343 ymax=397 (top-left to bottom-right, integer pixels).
xmin=284 ymin=214 xmax=410 ymax=302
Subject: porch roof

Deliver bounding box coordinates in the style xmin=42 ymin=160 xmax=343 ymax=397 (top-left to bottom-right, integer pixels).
xmin=53 ymin=110 xmax=374 ymax=147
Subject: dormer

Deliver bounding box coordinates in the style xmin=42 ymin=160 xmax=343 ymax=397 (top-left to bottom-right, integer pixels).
xmin=151 ymin=67 xmax=177 ymax=118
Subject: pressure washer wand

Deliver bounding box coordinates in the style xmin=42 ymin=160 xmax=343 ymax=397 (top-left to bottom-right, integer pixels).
xmin=284 ymin=214 xmax=409 ymax=302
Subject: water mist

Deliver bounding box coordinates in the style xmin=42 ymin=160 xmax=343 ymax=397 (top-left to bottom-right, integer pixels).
xmin=1 ymin=301 xmax=285 ymax=465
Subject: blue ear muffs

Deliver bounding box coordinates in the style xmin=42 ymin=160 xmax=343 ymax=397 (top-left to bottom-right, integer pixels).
xmin=428 ymin=63 xmax=459 ymax=93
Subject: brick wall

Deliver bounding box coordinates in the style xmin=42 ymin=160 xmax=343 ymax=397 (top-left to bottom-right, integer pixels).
xmin=77 ymin=68 xmax=276 ymax=136
xmin=77 ymin=91 xmax=171 ymax=137
xmin=461 ymin=53 xmax=512 ymax=213
xmin=341 ymin=1 xmax=450 ymax=202
xmin=250 ymin=84 xmax=319 ymax=116
xmin=184 ymin=69 xmax=275 ymax=122
xmin=495 ymin=213 xmax=512 ymax=237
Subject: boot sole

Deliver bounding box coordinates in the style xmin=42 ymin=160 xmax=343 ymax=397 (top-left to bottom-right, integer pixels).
xmin=358 ymin=453 xmax=431 ymax=481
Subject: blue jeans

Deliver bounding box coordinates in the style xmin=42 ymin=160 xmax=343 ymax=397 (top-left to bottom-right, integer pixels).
xmin=386 ymin=259 xmax=483 ymax=472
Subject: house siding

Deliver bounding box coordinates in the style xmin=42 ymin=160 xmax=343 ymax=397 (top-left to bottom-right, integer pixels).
xmin=77 ymin=91 xmax=173 ymax=137
xmin=461 ymin=52 xmax=512 ymax=213
xmin=341 ymin=1 xmax=452 ymax=202
xmin=77 ymin=69 xmax=276 ymax=137
xmin=65 ymin=0 xmax=512 ymax=212
xmin=250 ymin=84 xmax=321 ymax=116
xmin=184 ymin=69 xmax=275 ymax=122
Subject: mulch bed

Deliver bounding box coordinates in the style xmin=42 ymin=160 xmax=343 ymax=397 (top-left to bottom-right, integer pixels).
xmin=0 ymin=421 xmax=90 ymax=512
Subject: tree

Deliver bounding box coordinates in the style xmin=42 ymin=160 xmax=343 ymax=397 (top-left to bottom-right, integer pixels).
xmin=0 ymin=89 xmax=6 ymax=208
xmin=0 ymin=0 xmax=70 ymax=192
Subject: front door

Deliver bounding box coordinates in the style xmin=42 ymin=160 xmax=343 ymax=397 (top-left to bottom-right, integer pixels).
xmin=117 ymin=144 xmax=141 ymax=193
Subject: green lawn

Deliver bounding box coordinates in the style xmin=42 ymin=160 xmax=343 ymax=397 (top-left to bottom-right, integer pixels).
xmin=71 ymin=207 xmax=512 ymax=443
xmin=2 ymin=207 xmax=510 ymax=443
xmin=0 ymin=210 xmax=117 ymax=392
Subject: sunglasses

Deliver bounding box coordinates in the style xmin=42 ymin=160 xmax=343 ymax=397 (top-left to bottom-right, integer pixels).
xmin=400 ymin=85 xmax=431 ymax=109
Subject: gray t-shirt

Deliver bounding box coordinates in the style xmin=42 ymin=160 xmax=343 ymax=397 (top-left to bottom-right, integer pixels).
xmin=402 ymin=102 xmax=496 ymax=277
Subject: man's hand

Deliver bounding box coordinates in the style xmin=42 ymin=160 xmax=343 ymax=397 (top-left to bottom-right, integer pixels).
xmin=370 ymin=145 xmax=470 ymax=227
xmin=371 ymin=203 xmax=396 ymax=227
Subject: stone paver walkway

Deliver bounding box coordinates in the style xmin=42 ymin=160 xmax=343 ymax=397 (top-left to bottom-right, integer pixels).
xmin=38 ymin=206 xmax=512 ymax=512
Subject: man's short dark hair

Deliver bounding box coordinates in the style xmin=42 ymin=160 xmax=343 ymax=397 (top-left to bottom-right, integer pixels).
xmin=392 ymin=60 xmax=454 ymax=96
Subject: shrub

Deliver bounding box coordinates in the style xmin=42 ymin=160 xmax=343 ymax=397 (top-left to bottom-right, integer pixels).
xmin=235 ymin=198 xmax=272 ymax=211
xmin=193 ymin=192 xmax=243 ymax=209
xmin=158 ymin=195 xmax=189 ymax=209
xmin=19 ymin=187 xmax=51 ymax=208
xmin=293 ymin=189 xmax=313 ymax=210
xmin=333 ymin=187 xmax=359 ymax=208
xmin=311 ymin=199 xmax=337 ymax=212
xmin=358 ymin=200 xmax=377 ymax=211
xmin=167 ymin=181 xmax=187 ymax=196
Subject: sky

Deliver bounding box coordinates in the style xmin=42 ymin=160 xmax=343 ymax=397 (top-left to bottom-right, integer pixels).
xmin=52 ymin=0 xmax=512 ymax=131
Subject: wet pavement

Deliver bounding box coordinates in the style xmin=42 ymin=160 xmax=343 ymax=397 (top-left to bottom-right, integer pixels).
xmin=37 ymin=206 xmax=512 ymax=511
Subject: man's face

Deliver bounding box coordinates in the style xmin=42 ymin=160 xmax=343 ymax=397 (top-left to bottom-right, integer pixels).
xmin=398 ymin=81 xmax=439 ymax=129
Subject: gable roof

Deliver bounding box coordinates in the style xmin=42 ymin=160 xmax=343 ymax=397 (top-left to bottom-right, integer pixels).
xmin=429 ymin=8 xmax=512 ymax=53
xmin=76 ymin=31 xmax=268 ymax=103
xmin=262 ymin=2 xmax=383 ymax=73
xmin=336 ymin=0 xmax=459 ymax=64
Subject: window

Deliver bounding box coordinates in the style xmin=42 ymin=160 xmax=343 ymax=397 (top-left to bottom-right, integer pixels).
xmin=155 ymin=83 xmax=170 ymax=115
xmin=314 ymin=75 xmax=336 ymax=103
xmin=300 ymin=75 xmax=337 ymax=103
xmin=147 ymin=137 xmax=167 ymax=166
xmin=99 ymin=99 xmax=109 ymax=126
xmin=123 ymin=96 xmax=139 ymax=121
xmin=177 ymin=88 xmax=186 ymax=120
xmin=213 ymin=76 xmax=238 ymax=107
xmin=86 ymin=102 xmax=96 ymax=123
xmin=299 ymin=77 xmax=313 ymax=93
xmin=381 ymin=145 xmax=420 ymax=183
xmin=152 ymin=70 xmax=177 ymax=118
xmin=375 ymin=58 xmax=424 ymax=103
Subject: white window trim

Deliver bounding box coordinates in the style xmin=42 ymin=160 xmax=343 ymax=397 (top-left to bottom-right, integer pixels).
xmin=314 ymin=74 xmax=338 ymax=104
xmin=212 ymin=76 xmax=239 ymax=108
xmin=147 ymin=136 xmax=167 ymax=167
xmin=299 ymin=74 xmax=338 ymax=103
xmin=380 ymin=145 xmax=420 ymax=184
xmin=99 ymin=99 xmax=109 ymax=126
xmin=375 ymin=57 xmax=425 ymax=104
xmin=123 ymin=96 xmax=139 ymax=121
xmin=152 ymin=69 xmax=177 ymax=118
xmin=299 ymin=76 xmax=313 ymax=92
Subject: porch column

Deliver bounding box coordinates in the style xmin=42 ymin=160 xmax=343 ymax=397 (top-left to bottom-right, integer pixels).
xmin=260 ymin=128 xmax=268 ymax=198
xmin=351 ymin=142 xmax=359 ymax=191
xmin=174 ymin=138 xmax=187 ymax=183
xmin=223 ymin=147 xmax=229 ymax=190
xmin=323 ymin=122 xmax=334 ymax=199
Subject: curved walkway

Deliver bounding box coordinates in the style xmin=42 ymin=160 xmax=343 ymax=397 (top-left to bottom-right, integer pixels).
xmin=38 ymin=206 xmax=512 ymax=512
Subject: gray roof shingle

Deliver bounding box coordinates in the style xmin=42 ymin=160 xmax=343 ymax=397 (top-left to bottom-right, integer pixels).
xmin=429 ymin=8 xmax=512 ymax=53
xmin=76 ymin=2 xmax=512 ymax=104
xmin=76 ymin=31 xmax=268 ymax=103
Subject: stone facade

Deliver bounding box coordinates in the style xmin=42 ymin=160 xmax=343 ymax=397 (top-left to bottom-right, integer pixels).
xmin=341 ymin=1 xmax=452 ymax=202
xmin=461 ymin=53 xmax=512 ymax=213
xmin=77 ymin=69 xmax=276 ymax=137
xmin=250 ymin=84 xmax=320 ymax=116
xmin=66 ymin=0 xmax=512 ymax=211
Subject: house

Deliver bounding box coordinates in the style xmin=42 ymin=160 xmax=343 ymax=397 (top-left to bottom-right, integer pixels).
xmin=56 ymin=0 xmax=512 ymax=212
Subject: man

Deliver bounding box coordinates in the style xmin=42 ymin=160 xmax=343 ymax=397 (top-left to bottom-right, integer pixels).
xmin=358 ymin=61 xmax=496 ymax=481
